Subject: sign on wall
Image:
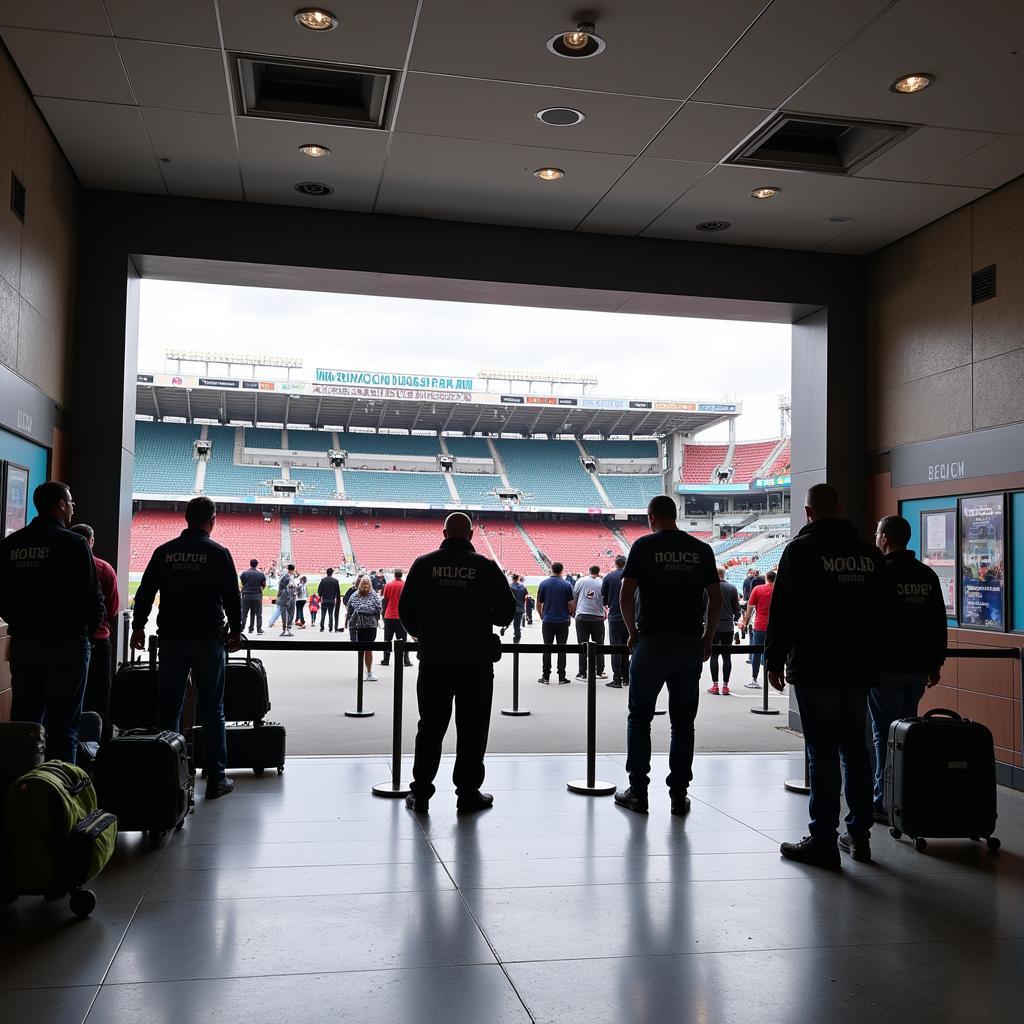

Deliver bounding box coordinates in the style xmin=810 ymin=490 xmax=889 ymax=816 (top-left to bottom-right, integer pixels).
xmin=890 ymin=422 xmax=1024 ymax=487
xmin=959 ymin=494 xmax=1006 ymax=631
xmin=315 ymin=369 xmax=475 ymax=390
xmin=921 ymin=508 xmax=956 ymax=615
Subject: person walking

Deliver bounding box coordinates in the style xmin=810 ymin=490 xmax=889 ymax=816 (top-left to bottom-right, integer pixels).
xmin=507 ymin=573 xmax=527 ymax=642
xmin=347 ymin=575 xmax=382 ymax=680
xmin=707 ymin=566 xmax=740 ymax=696
xmin=380 ymin=569 xmax=413 ymax=668
xmin=70 ymin=523 xmax=120 ymax=742
xmin=572 ymin=565 xmax=607 ymax=680
xmin=537 ymin=562 xmax=574 ymax=684
xmin=317 ymin=566 xmax=341 ymax=632
xmin=400 ymin=513 xmax=515 ymax=814
xmin=130 ymin=496 xmax=241 ymax=799
xmin=239 ymin=558 xmax=266 ymax=634
xmin=525 ymin=593 xmax=535 ymax=625
xmin=870 ymin=514 xmax=948 ymax=823
xmin=741 ymin=570 xmax=775 ymax=689
xmin=766 ymin=484 xmax=886 ymax=867
xmin=602 ymin=554 xmax=629 ymax=688
xmin=308 ymin=591 xmax=320 ymax=628
xmin=615 ymin=496 xmax=720 ymax=816
xmin=0 ymin=482 xmax=104 ymax=763
xmin=276 ymin=564 xmax=298 ymax=636
xmin=295 ymin=575 xmax=308 ymax=628
xmin=343 ymin=574 xmax=364 ymax=632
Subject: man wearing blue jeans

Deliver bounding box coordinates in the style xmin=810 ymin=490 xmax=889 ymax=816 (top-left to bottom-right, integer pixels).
xmin=131 ymin=496 xmax=242 ymax=799
xmin=870 ymin=514 xmax=947 ymax=821
xmin=615 ymin=495 xmax=720 ymax=816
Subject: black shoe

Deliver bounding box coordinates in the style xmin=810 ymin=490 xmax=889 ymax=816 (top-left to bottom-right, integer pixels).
xmin=873 ymin=807 xmax=888 ymax=825
xmin=457 ymin=791 xmax=494 ymax=813
xmin=671 ymin=795 xmax=691 ymax=816
xmin=839 ymin=832 xmax=872 ymax=862
xmin=256 ymin=630 xmax=264 ymax=635
xmin=614 ymin=787 xmax=648 ymax=814
xmin=380 ymin=659 xmax=390 ymax=666
xmin=557 ymin=676 xmax=570 ymax=685
xmin=575 ymin=673 xmax=587 ymax=681
xmin=605 ymin=681 xmax=622 ymax=688
xmin=405 ymin=793 xmax=429 ymax=814
xmin=320 ymin=628 xmax=325 ymax=632
xmin=404 ymin=661 xmax=414 ymax=668
xmin=205 ymin=777 xmax=235 ymax=800
xmin=779 ymin=836 xmax=841 ymax=869
xmin=538 ymin=675 xmax=551 ymax=684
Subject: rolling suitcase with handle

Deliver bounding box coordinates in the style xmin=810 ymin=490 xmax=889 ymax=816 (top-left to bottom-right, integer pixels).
xmin=885 ymin=708 xmax=999 ymax=852
xmin=193 ymin=721 xmax=287 ymax=775
xmin=223 ymin=636 xmax=271 ymax=723
xmin=109 ymin=637 xmax=160 ymax=732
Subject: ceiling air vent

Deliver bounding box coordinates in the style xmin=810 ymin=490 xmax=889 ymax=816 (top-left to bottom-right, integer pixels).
xmin=972 ymin=265 xmax=997 ymax=304
xmin=10 ymin=173 xmax=25 ymax=222
xmin=234 ymin=56 xmax=393 ymax=129
xmin=726 ymin=113 xmax=913 ymax=175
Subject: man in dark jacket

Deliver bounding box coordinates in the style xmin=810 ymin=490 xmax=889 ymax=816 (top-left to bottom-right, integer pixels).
xmin=0 ymin=481 xmax=104 ymax=762
xmin=131 ymin=497 xmax=241 ymax=799
xmin=766 ymin=484 xmax=886 ymax=867
xmin=239 ymin=558 xmax=266 ymax=634
xmin=400 ymin=513 xmax=515 ymax=814
xmin=870 ymin=514 xmax=948 ymax=821
xmin=317 ymin=567 xmax=341 ymax=632
xmin=707 ymin=566 xmax=740 ymax=695
xmin=602 ymin=554 xmax=628 ymax=688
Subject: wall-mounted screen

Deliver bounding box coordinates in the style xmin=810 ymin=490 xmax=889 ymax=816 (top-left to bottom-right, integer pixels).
xmin=921 ymin=508 xmax=956 ymax=615
xmin=959 ymin=493 xmax=1006 ymax=631
xmin=2 ymin=462 xmax=29 ymax=537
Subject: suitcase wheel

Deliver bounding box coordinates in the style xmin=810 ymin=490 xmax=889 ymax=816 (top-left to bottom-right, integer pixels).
xmin=914 ymin=838 xmax=927 ymax=852
xmin=175 ymin=819 xmax=186 ymax=832
xmin=69 ymin=889 xmax=96 ymax=919
xmin=889 ymin=827 xmax=902 ymax=840
xmin=987 ymin=837 xmax=1001 ymax=853
xmin=148 ymin=829 xmax=166 ymax=849
xmin=277 ymin=766 xmax=284 ymax=774
xmin=253 ymin=767 xmax=265 ymax=776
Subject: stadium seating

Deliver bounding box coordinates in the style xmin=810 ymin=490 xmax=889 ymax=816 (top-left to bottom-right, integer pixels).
xmin=342 ymin=470 xmax=452 ymax=504
xmin=452 ymin=474 xmax=505 ymax=507
xmin=290 ymin=467 xmax=338 ymax=499
xmin=585 ymin=439 xmax=659 ymax=459
xmin=598 ymin=475 xmax=661 ymax=507
xmin=339 ymin=432 xmax=439 ymax=456
xmin=444 ymin=435 xmax=492 ymax=458
xmin=681 ymin=443 xmax=728 ymax=483
xmin=730 ymin=440 xmax=778 ymax=483
xmin=133 ymin=421 xmax=199 ymax=495
xmin=286 ymin=428 xmax=333 ymax=452
xmin=289 ymin=513 xmax=344 ymax=572
xmin=212 ymin=512 xmax=283 ymax=569
xmin=496 ymin=439 xmax=603 ymax=508
xmin=476 ymin=518 xmax=545 ymax=576
xmin=617 ymin=521 xmax=650 ymax=546
xmin=345 ymin=514 xmax=447 ymax=570
xmin=764 ymin=439 xmax=791 ymax=476
xmin=244 ymin=427 xmax=284 ymax=449
xmin=204 ymin=426 xmax=276 ymax=497
xmin=521 ymin=520 xmax=624 ymax=575
xmin=129 ymin=509 xmax=187 ymax=570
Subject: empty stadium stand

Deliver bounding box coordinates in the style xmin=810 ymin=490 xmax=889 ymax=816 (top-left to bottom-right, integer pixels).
xmin=244 ymin=427 xmax=284 ymax=449
xmin=730 ymin=440 xmax=778 ymax=483
xmin=290 ymin=467 xmax=338 ymax=499
xmin=341 ymin=432 xmax=439 ymax=456
xmin=476 ymin=518 xmax=545 ymax=576
xmin=682 ymin=443 xmax=728 ymax=483
xmin=617 ymin=521 xmax=650 ymax=546
xmin=133 ymin=421 xmax=199 ymax=495
xmin=204 ymin=426 xmax=276 ymax=498
xmin=129 ymin=509 xmax=282 ymax=572
xmin=585 ymin=439 xmax=659 ymax=459
xmin=598 ymin=474 xmax=661 ymax=507
xmin=443 ymin=435 xmax=492 ymax=458
xmin=285 ymin=428 xmax=333 ymax=452
xmin=345 ymin=514 xmax=447 ymax=570
xmin=495 ymin=439 xmax=602 ymax=507
xmin=521 ymin=520 xmax=624 ymax=574
xmin=128 ymin=509 xmax=187 ymax=570
xmin=764 ymin=439 xmax=791 ymax=476
xmin=289 ymin=514 xmax=345 ymax=572
xmin=342 ymin=470 xmax=452 ymax=504
xmin=452 ymin=474 xmax=505 ymax=507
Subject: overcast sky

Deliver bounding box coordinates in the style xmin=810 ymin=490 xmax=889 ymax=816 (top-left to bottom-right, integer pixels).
xmin=139 ymin=280 xmax=791 ymax=441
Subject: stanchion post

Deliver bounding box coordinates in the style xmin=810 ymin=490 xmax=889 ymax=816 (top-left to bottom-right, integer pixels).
xmin=784 ymin=745 xmax=811 ymax=794
xmin=121 ymin=609 xmax=130 ymax=666
xmin=750 ymin=649 xmax=779 ymax=715
xmin=373 ymin=640 xmax=410 ymax=796
xmin=568 ymin=642 xmax=615 ymax=795
xmin=501 ymin=643 xmax=530 ymax=716
xmin=345 ymin=641 xmax=374 ymax=718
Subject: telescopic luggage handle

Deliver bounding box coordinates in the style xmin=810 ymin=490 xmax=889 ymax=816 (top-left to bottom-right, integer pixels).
xmin=922 ymin=708 xmax=961 ymax=721
xmin=235 ymin=631 xmax=253 ymax=666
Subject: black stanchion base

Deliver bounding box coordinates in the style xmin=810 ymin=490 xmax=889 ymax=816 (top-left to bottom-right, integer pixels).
xmin=750 ymin=707 xmax=781 ymax=715
xmin=783 ymin=779 xmax=810 ymax=794
xmin=653 ymin=708 xmax=667 ymax=716
xmin=372 ymin=782 xmax=411 ymax=797
xmin=567 ymin=779 xmax=616 ymax=795
xmin=344 ymin=710 xmax=375 ymax=718
xmin=501 ymin=708 xmax=531 ymax=716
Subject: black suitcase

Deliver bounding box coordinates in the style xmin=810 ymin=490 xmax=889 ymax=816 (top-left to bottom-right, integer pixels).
xmin=223 ymin=637 xmax=271 ymax=723
xmin=94 ymin=729 xmax=193 ymax=847
xmin=109 ymin=642 xmax=160 ymax=732
xmin=192 ymin=722 xmax=286 ymax=776
xmin=0 ymin=722 xmax=45 ymax=791
xmin=885 ymin=708 xmax=1000 ymax=852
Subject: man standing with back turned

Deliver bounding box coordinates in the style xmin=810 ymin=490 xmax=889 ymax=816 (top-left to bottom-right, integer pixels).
xmin=766 ymin=483 xmax=886 ymax=867
xmin=131 ymin=497 xmax=241 ymax=799
xmin=616 ymin=495 xmax=721 ymax=816
xmin=400 ymin=513 xmax=515 ymax=814
xmin=239 ymin=558 xmax=266 ymax=634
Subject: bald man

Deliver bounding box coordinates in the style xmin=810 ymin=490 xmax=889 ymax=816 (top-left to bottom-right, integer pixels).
xmin=400 ymin=513 xmax=516 ymax=814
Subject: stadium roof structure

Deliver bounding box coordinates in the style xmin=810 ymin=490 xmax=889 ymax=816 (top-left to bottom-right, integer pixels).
xmin=134 ymin=372 xmax=740 ymax=438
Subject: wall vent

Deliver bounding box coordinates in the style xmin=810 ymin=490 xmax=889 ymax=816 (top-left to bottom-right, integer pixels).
xmin=726 ymin=113 xmax=913 ymax=175
xmin=10 ymin=173 xmax=25 ymax=222
xmin=972 ymin=265 xmax=997 ymax=304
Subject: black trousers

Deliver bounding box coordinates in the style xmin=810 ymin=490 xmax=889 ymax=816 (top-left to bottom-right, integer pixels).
xmin=575 ymin=617 xmax=605 ymax=676
xmin=410 ymin=660 xmax=494 ymax=800
xmin=709 ymin=629 xmax=736 ymax=683
xmin=608 ymin=619 xmax=629 ymax=682
xmin=241 ymin=594 xmax=262 ymax=632
xmin=541 ymin=621 xmax=570 ymax=678
xmin=295 ymin=600 xmax=306 ymax=625
xmin=83 ymin=637 xmax=113 ymax=743
xmin=320 ymin=602 xmax=337 ymax=631
xmin=381 ymin=619 xmax=411 ymax=664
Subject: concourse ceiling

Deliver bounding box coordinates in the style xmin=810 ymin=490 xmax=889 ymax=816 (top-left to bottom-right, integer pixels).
xmin=2 ymin=0 xmax=1022 ymax=254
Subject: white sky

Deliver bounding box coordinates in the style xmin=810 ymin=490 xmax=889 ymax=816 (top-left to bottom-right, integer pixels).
xmin=138 ymin=280 xmax=791 ymax=441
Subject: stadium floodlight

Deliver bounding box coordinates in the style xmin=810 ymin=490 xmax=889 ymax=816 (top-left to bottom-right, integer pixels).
xmin=165 ymin=348 xmax=303 ymax=369
xmin=478 ymin=369 xmax=599 ymax=386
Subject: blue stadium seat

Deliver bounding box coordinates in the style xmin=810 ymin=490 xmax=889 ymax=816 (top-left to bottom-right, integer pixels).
xmin=342 ymin=470 xmax=452 ymax=503
xmin=452 ymin=474 xmax=505 ymax=507
xmin=133 ymin=421 xmax=199 ymax=495
xmin=598 ymin=475 xmax=662 ymax=507
xmin=339 ymin=432 xmax=440 ymax=456
xmin=204 ymin=426 xmax=275 ymax=497
xmin=244 ymin=427 xmax=284 ymax=449
xmin=286 ymin=429 xmax=333 ymax=452
xmin=444 ymin=436 xmax=492 ymax=458
xmin=586 ymin=440 xmax=659 ymax=459
xmin=290 ymin=467 xmax=338 ymax=498
xmin=495 ymin=439 xmax=602 ymax=508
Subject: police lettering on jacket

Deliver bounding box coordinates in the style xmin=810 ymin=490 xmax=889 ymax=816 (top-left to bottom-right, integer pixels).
xmin=165 ymin=551 xmax=208 ymax=566
xmin=433 ymin=565 xmax=477 ymax=585
xmin=896 ymin=581 xmax=933 ymax=603
xmin=654 ymin=551 xmax=700 ymax=569
xmin=821 ymin=554 xmax=877 ymax=581
xmin=9 ymin=546 xmax=50 ymax=565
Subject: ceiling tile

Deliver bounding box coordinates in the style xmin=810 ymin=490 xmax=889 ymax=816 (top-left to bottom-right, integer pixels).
xmin=119 ymin=41 xmax=230 ymax=115
xmin=645 ymin=102 xmax=772 ymax=162
xmin=1 ymin=28 xmax=133 ymax=103
xmin=35 ymin=97 xmax=165 ymax=192
xmin=104 ymin=0 xmax=222 ymax=47
xmin=854 ymin=127 xmax=998 ymax=183
xmin=141 ymin=108 xmax=241 ymax=200
xmin=410 ymin=0 xmax=769 ymax=100
xmin=375 ymin=133 xmax=634 ymax=231
xmin=217 ymin=0 xmax=419 ymax=69
xmin=928 ymin=135 xmax=1024 ymax=190
xmin=577 ymin=158 xmax=713 ymax=236
xmin=395 ymin=73 xmax=679 ymax=157
xmin=0 ymin=0 xmax=110 ymax=34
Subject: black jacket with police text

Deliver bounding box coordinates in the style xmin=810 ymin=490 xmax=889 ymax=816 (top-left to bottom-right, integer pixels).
xmin=765 ymin=517 xmax=886 ymax=686
xmin=0 ymin=516 xmax=104 ymax=638
xmin=132 ymin=528 xmax=242 ymax=641
xmin=399 ymin=537 xmax=515 ymax=663
xmin=880 ymin=549 xmax=948 ymax=674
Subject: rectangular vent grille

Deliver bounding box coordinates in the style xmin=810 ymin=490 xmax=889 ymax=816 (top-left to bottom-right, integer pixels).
xmin=972 ymin=265 xmax=997 ymax=304
xmin=10 ymin=173 xmax=25 ymax=222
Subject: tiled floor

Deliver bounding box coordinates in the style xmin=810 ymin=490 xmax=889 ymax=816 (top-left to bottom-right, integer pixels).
xmin=3 ymin=753 xmax=1024 ymax=1023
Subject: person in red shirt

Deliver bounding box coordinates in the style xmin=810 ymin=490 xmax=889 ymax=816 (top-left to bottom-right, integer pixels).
xmin=379 ymin=569 xmax=413 ymax=668
xmin=70 ymin=523 xmax=120 ymax=741
xmin=741 ymin=569 xmax=775 ymax=690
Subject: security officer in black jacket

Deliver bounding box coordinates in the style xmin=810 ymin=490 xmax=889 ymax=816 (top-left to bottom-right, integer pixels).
xmin=400 ymin=512 xmax=515 ymax=814
xmin=870 ymin=514 xmax=948 ymax=821
xmin=0 ymin=481 xmax=104 ymax=762
xmin=765 ymin=484 xmax=886 ymax=868
xmin=131 ymin=497 xmax=242 ymax=799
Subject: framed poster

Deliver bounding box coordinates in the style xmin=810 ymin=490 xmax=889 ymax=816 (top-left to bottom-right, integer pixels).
xmin=959 ymin=494 xmax=1006 ymax=631
xmin=2 ymin=462 xmax=29 ymax=537
xmin=920 ymin=508 xmax=956 ymax=615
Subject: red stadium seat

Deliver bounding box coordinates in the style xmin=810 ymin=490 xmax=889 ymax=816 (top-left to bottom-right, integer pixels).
xmin=520 ymin=520 xmax=625 ymax=575
xmin=130 ymin=510 xmax=282 ymax=571
xmin=682 ymin=444 xmax=728 ymax=483
xmin=290 ymin=514 xmax=345 ymax=573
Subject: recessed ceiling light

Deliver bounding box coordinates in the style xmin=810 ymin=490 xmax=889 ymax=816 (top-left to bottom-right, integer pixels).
xmin=294 ymin=8 xmax=337 ymax=31
xmin=750 ymin=186 xmax=781 ymax=199
xmin=890 ymin=72 xmax=933 ymax=94
xmin=534 ymin=167 xmax=564 ymax=181
xmin=696 ymin=220 xmax=731 ymax=232
xmin=294 ymin=181 xmax=334 ymax=196
xmin=547 ymin=21 xmax=606 ymax=59
xmin=299 ymin=144 xmax=331 ymax=158
xmin=536 ymin=107 xmax=586 ymax=127
xmin=825 ymin=216 xmax=853 ymax=224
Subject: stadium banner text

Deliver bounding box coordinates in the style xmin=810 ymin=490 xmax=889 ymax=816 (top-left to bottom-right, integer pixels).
xmin=755 ymin=476 xmax=791 ymax=488
xmin=315 ymin=369 xmax=474 ymax=390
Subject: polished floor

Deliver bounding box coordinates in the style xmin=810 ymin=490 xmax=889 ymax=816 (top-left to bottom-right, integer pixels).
xmin=3 ymin=753 xmax=1024 ymax=1023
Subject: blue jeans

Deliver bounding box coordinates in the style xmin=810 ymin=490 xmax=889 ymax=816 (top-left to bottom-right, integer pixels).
xmin=869 ymin=672 xmax=927 ymax=811
xmin=157 ymin=638 xmax=228 ymax=781
xmin=10 ymin=635 xmax=91 ymax=763
xmin=750 ymin=629 xmax=766 ymax=680
xmin=626 ymin=633 xmax=703 ymax=796
xmin=794 ymin=684 xmax=874 ymax=842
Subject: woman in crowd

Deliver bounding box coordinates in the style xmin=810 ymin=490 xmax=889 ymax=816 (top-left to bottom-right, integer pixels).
xmin=347 ymin=575 xmax=382 ymax=681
